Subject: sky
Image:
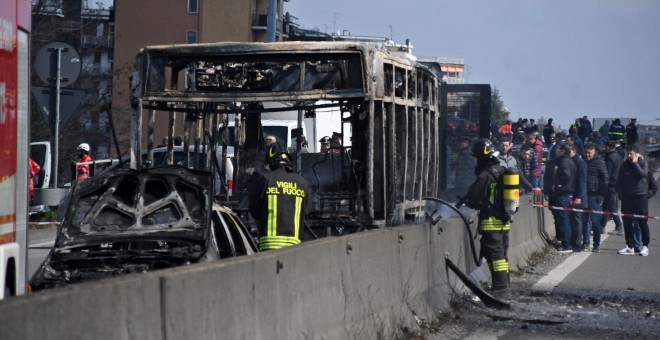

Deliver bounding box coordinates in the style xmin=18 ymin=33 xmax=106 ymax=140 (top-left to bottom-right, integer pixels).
xmin=284 ymin=0 xmax=660 ymax=129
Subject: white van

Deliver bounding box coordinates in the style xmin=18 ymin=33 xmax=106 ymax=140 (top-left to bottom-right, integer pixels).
xmin=29 ymin=141 xmax=52 ymax=189
xmin=223 ymin=119 xmax=307 ymax=151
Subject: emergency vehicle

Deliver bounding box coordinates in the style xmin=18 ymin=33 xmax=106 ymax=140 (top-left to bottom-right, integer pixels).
xmin=0 ymin=0 xmax=31 ymax=298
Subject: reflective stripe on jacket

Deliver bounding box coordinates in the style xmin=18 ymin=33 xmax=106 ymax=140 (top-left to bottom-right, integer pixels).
xmin=248 ymin=166 xmax=311 ymax=251
xmin=608 ymin=124 xmax=625 ymax=141
xmin=466 ymin=163 xmax=511 ymax=232
xmin=479 ymin=216 xmax=511 ymax=232
xmin=259 ymin=194 xmax=305 ymax=250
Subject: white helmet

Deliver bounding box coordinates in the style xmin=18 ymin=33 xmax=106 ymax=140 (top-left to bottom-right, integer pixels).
xmin=77 ymin=143 xmax=90 ymax=152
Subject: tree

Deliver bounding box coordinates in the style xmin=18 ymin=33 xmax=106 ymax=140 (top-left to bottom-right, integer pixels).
xmin=491 ymin=86 xmax=509 ymax=127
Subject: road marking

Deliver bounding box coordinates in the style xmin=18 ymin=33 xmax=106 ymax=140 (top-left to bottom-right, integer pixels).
xmin=532 ymin=224 xmax=613 ymax=292
xmin=532 ymin=251 xmax=591 ymax=291
xmin=30 ymin=240 xmax=54 ymax=248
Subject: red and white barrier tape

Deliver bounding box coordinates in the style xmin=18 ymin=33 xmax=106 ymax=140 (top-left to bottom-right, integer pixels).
xmin=529 ymin=203 xmax=660 ymax=220
xmin=28 ymin=221 xmax=60 ymax=225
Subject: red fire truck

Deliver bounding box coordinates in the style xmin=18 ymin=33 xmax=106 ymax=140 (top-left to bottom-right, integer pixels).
xmin=0 ymin=0 xmax=31 ymax=298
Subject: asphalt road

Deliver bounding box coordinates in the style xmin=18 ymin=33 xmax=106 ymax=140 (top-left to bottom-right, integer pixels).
xmin=425 ymin=179 xmax=660 ymax=339
xmin=27 ymin=227 xmax=56 ymax=279
xmin=533 ymin=189 xmax=660 ymax=296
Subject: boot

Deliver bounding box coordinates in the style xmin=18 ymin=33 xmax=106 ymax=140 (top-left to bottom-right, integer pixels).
xmin=491 ymin=271 xmax=510 ymax=291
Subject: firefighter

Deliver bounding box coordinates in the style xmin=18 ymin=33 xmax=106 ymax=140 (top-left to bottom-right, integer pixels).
xmin=29 ymin=158 xmax=41 ymax=204
xmin=464 ymin=138 xmax=511 ymax=294
xmin=76 ymin=143 xmax=93 ymax=181
xmin=248 ymin=142 xmax=311 ymax=251
xmin=608 ymin=118 xmax=626 ymax=144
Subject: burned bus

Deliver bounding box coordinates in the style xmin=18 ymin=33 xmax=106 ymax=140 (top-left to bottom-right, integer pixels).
xmin=129 ymin=42 xmax=443 ymax=236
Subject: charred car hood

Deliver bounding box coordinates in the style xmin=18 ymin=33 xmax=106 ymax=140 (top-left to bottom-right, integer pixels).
xmin=57 ymin=166 xmax=212 ymax=248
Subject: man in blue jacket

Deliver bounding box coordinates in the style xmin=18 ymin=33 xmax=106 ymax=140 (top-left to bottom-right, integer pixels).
xmin=544 ymin=144 xmax=577 ymax=253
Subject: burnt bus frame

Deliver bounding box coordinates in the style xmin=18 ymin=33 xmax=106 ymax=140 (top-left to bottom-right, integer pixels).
xmin=130 ymin=41 xmax=441 ymax=233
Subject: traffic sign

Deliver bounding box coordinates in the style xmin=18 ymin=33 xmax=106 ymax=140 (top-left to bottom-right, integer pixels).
xmin=34 ymin=42 xmax=81 ymax=87
xmin=31 ymin=86 xmax=87 ymax=131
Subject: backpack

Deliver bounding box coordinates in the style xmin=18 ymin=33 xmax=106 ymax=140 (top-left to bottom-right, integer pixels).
xmin=487 ymin=166 xmax=520 ymax=222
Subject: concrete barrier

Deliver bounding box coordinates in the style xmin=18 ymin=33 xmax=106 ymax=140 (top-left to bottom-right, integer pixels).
xmin=0 ymin=194 xmax=553 ymax=339
xmin=0 ymin=272 xmax=162 ymax=340
xmin=33 ymin=188 xmax=69 ymax=207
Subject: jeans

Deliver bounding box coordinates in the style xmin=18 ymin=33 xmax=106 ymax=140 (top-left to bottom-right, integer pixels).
xmin=632 ymin=219 xmax=642 ymax=250
xmin=570 ymin=204 xmax=583 ymax=250
xmin=530 ymin=176 xmax=542 ymax=189
xmin=582 ymin=195 xmax=603 ymax=247
xmin=621 ymin=195 xmax=650 ymax=250
xmin=552 ymin=193 xmax=573 ymax=250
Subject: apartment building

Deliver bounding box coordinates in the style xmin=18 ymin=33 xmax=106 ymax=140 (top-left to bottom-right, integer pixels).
xmin=112 ymin=0 xmax=290 ymax=154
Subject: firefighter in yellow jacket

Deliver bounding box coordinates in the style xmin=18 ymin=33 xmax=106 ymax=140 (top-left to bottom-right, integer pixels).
xmin=248 ymin=142 xmax=311 ymax=251
xmin=464 ymin=138 xmax=512 ymax=293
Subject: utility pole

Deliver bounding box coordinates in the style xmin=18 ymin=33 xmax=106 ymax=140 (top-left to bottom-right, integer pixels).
xmin=333 ymin=12 xmax=338 ymax=35
xmin=267 ymin=0 xmax=277 ymax=42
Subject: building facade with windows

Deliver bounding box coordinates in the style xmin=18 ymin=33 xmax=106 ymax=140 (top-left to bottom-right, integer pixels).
xmin=111 ymin=0 xmax=290 ymax=154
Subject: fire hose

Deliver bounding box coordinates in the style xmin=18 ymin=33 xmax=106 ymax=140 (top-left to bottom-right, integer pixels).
xmin=422 ymin=196 xmax=482 ymax=267
xmin=423 ymin=196 xmax=511 ymax=310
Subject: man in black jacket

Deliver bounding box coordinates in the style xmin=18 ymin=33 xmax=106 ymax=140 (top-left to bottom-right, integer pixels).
xmin=544 ymin=144 xmax=577 ymax=252
xmin=626 ymin=118 xmax=639 ymax=146
xmin=616 ymin=144 xmax=650 ymax=256
xmin=648 ymin=172 xmax=657 ymax=198
xmin=602 ymin=141 xmax=624 ymax=235
xmin=542 ymin=118 xmax=555 ymax=147
xmin=632 ymin=172 xmax=657 ymax=251
xmin=248 ymin=143 xmax=311 ymax=251
xmin=569 ymin=144 xmax=587 ymax=252
xmin=582 ymin=144 xmax=609 ymax=252
xmin=578 ymin=116 xmax=593 ymax=144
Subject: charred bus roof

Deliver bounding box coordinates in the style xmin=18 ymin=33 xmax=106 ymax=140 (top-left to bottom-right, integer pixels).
xmin=133 ymin=41 xmax=378 ymax=103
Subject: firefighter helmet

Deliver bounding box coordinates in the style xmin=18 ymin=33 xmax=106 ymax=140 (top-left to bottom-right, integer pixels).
xmin=266 ymin=142 xmax=291 ymax=169
xmin=471 ymin=138 xmax=499 ymax=160
xmin=77 ymin=143 xmax=90 ymax=152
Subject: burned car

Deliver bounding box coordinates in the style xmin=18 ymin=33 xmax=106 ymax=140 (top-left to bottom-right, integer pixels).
xmin=30 ymin=166 xmax=257 ymax=291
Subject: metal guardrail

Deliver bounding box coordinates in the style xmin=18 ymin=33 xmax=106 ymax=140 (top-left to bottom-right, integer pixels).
xmin=646 ymin=143 xmax=660 ymax=154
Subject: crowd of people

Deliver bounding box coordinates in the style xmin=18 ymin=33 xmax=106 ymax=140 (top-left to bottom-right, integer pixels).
xmin=457 ymin=116 xmax=652 ymax=295
xmin=479 ymin=116 xmax=651 ymax=257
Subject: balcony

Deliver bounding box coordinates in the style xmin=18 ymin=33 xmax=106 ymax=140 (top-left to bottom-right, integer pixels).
xmin=81 ymin=8 xmax=111 ymax=20
xmin=82 ymin=35 xmax=113 ymax=49
xmin=84 ymin=64 xmax=112 ymax=75
xmin=251 ymin=15 xmax=284 ymax=33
